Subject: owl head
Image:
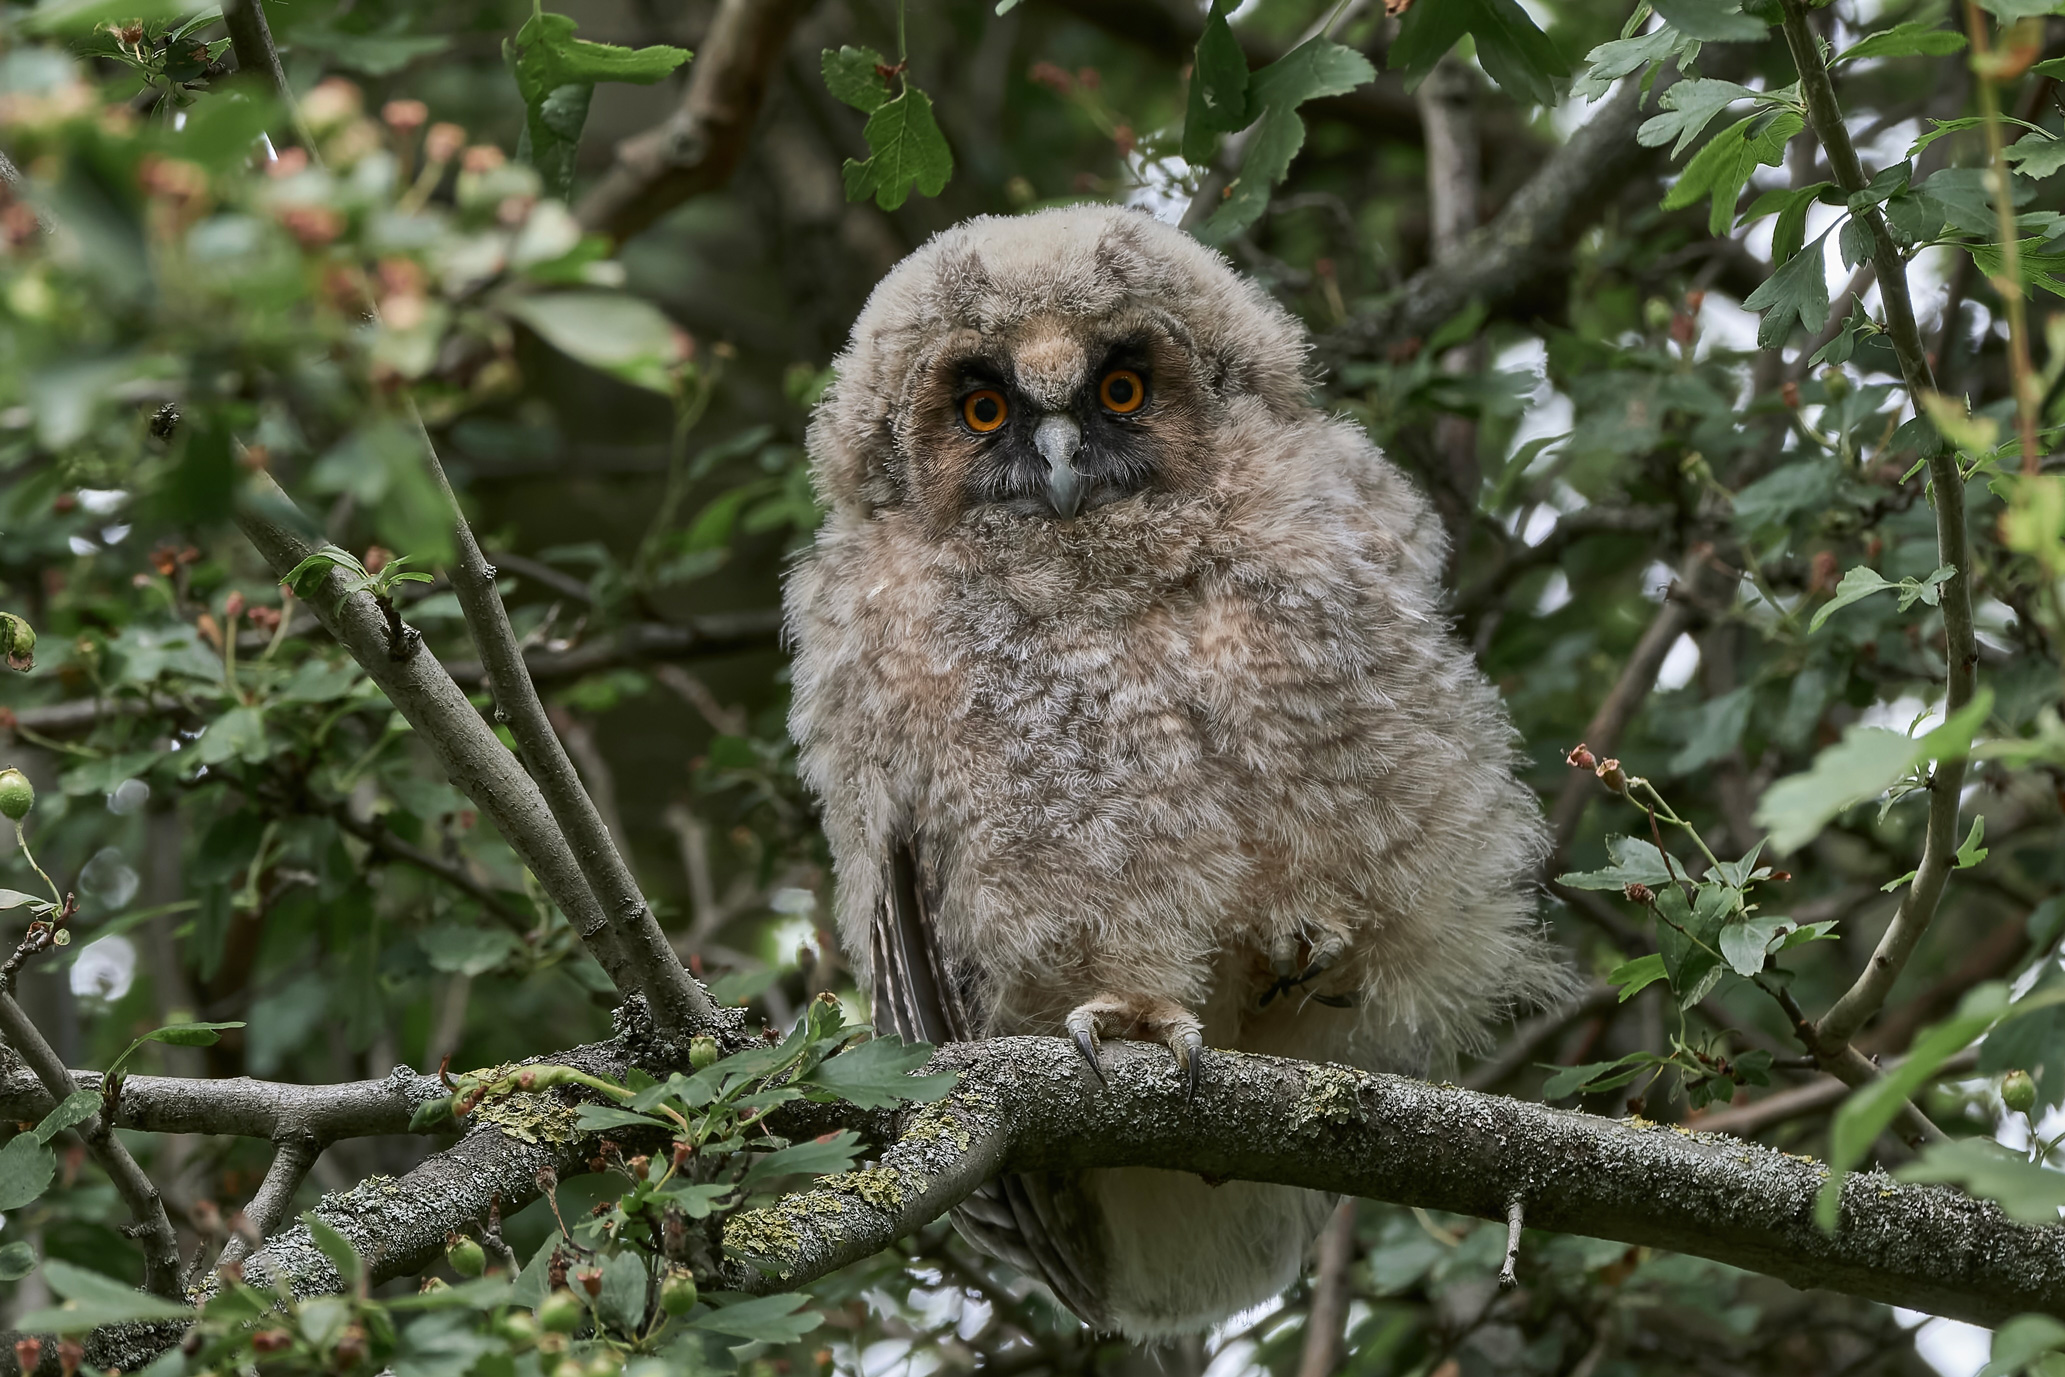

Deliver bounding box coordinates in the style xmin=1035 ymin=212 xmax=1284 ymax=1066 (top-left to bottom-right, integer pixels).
xmin=810 ymin=205 xmax=1314 ymax=531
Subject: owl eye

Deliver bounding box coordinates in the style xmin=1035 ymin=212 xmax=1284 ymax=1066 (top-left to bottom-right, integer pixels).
xmin=962 ymin=389 xmax=1008 ymax=433
xmin=1099 ymin=368 xmax=1147 ymax=415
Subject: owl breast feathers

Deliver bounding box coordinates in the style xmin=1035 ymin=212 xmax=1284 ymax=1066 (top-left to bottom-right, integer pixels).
xmin=784 ymin=204 xmax=1569 ymax=1336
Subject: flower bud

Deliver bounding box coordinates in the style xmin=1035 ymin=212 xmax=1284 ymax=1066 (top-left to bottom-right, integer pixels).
xmin=0 ymin=767 xmax=33 ymax=821
xmin=2003 ymin=1069 xmax=2038 ymax=1114
xmin=576 ymin=1266 xmax=603 ymax=1298
xmin=627 ymin=1154 xmax=650 ymax=1181
xmin=538 ymin=1287 xmax=584 ymax=1333
xmin=1595 ymin=758 xmax=1628 ymax=795
xmin=689 ymin=1036 xmax=719 ymax=1069
xmin=1565 ymin=744 xmax=1596 ymax=772
xmin=660 ymin=1268 xmax=698 ymax=1316
xmin=446 ymin=1232 xmax=486 ymax=1277
xmin=17 ymin=1337 xmax=43 ymax=1373
xmin=250 ymin=1329 xmax=293 ymax=1356
xmin=57 ymin=1339 xmax=81 ymax=1377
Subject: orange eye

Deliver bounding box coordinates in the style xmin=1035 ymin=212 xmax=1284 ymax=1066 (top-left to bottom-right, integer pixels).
xmin=1099 ymin=369 xmax=1147 ymax=414
xmin=962 ymin=389 xmax=1008 ymax=433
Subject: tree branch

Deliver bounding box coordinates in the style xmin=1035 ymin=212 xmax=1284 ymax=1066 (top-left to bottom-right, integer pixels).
xmin=1326 ymin=76 xmax=1655 ymax=359
xmin=1296 ymin=1199 xmax=1357 ymax=1377
xmin=217 ymin=1132 xmax=321 ymax=1269
xmin=574 ymin=0 xmax=814 ymax=242
xmin=0 ymin=994 xmax=182 ymax=1296
xmin=0 ymin=1065 xmax=439 ymax=1139
xmin=1775 ymin=0 xmax=1980 ymax=1056
xmin=720 ymin=1039 xmax=2060 ymax=1327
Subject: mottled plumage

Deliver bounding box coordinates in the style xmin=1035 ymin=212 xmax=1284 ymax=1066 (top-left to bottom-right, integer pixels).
xmin=784 ymin=204 xmax=1568 ymax=1336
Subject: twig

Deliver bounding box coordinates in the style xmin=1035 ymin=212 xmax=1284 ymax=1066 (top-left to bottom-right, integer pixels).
xmin=1777 ymin=0 xmax=1980 ymax=1057
xmin=217 ymin=1132 xmax=321 ymax=1269
xmin=575 ymin=0 xmax=814 ymax=241
xmin=1692 ymin=1049 xmax=1980 ymax=1138
xmin=1296 ymin=1198 xmax=1358 ymax=1377
xmin=1498 ymin=1196 xmax=1524 ymax=1289
xmin=0 ymin=993 xmax=182 ymax=1295
xmin=0 ymin=1065 xmax=439 ymax=1139
xmin=317 ymin=802 xmax=538 ymax=936
xmin=220 ymin=0 xmax=318 ymax=155
xmin=1453 ymin=507 xmax=1673 ymax=623
xmin=1463 ymin=984 xmax=1620 ymax=1092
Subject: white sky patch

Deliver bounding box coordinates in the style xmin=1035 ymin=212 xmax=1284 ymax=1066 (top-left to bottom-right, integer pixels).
xmin=1695 ymin=291 xmax=1762 ymax=359
xmin=1655 ymin=632 xmax=1701 ymax=691
xmin=1493 ymin=336 xmax=1574 ymax=470
xmin=1125 ymin=151 xmax=1194 ymax=224
xmin=1642 ymin=560 xmax=1678 ymax=603
xmin=1859 ymin=694 xmax=1944 ymax=735
xmin=70 ymin=935 xmax=137 ymax=1003
xmin=1897 ymin=1309 xmax=1991 ymax=1377
xmin=1535 ymin=569 xmax=1573 ymax=615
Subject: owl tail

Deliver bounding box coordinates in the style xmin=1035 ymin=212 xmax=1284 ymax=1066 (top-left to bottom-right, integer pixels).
xmin=869 ymin=838 xmax=1115 ymax=1329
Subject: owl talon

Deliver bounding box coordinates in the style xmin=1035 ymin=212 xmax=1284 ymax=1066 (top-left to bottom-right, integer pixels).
xmin=1070 ymin=1025 xmax=1107 ymax=1086
xmin=1176 ymin=1028 xmax=1204 ymax=1102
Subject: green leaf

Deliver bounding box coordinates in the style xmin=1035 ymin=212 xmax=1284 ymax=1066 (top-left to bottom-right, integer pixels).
xmin=302 ymin=1211 xmax=363 ymax=1290
xmin=1556 ymin=835 xmax=1678 ymax=890
xmin=1652 ymin=0 xmax=1769 ymax=42
xmin=821 ymin=46 xmax=891 ymax=113
xmin=596 ymin=1249 xmax=649 ymax=1333
xmin=2006 ymin=136 xmax=2065 ymax=181
xmin=192 ymin=705 xmax=274 ymax=766
xmin=108 ymin=1020 xmax=248 ymax=1076
xmin=1835 ymin=21 xmax=1966 ymax=63
xmin=16 ymin=1259 xmax=195 ymax=1331
xmin=1957 ymin=814 xmax=1990 ymax=869
xmin=1754 ymin=690 xmax=1993 ymax=853
xmin=510 ymin=11 xmax=690 ymax=202
xmin=841 ymin=87 xmax=954 ymax=211
xmin=797 ymin=1035 xmax=958 ymax=1108
xmin=1719 ymin=913 xmax=1798 ymax=978
xmin=0 ymin=1241 xmax=35 ymax=1282
xmin=506 ymin=292 xmax=684 ymax=394
xmin=419 ymin=924 xmax=521 ymax=977
xmin=1638 ymin=78 xmax=1761 ymax=157
xmin=1977 ymin=0 xmax=2065 ymax=19
xmin=687 ymin=1293 xmax=823 ymax=1344
xmin=1984 ymin=1315 xmax=2065 ymax=1377
xmin=1391 ymin=0 xmax=1567 ymax=107
xmin=34 ymin=1089 xmax=102 ymax=1144
xmin=1809 ymin=566 xmax=1895 ymax=632
xmin=1607 ymin=953 xmax=1668 ymax=1002
xmin=1574 ymin=28 xmax=1685 ymax=102
xmin=1197 ymin=37 xmax=1375 ymax=243
xmin=1742 ymin=227 xmax=1830 ymax=347
xmin=1662 ymin=111 xmax=1803 ymax=236
xmin=0 ymin=889 xmax=54 ymax=912
xmin=1900 ymin=1137 xmax=2065 ymax=1225
xmin=0 ymin=1134 xmax=56 ymax=1211
xmin=410 ymin=1097 xmax=456 ymax=1131
xmin=1181 ymin=0 xmax=1251 ymax=165
xmin=741 ymin=1130 xmax=865 ymax=1187
xmin=573 ymin=1103 xmax=675 ymax=1132
xmin=1540 ymin=1054 xmax=1658 ymax=1099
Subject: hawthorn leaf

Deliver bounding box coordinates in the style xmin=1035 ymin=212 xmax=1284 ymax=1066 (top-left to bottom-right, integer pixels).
xmin=1720 ymin=913 xmax=1798 ymax=978
xmin=1754 ymin=690 xmax=1992 ymax=853
xmin=1181 ymin=0 xmax=1250 ymax=165
xmin=1638 ymin=79 xmax=1760 ymax=157
xmin=797 ymin=1034 xmax=957 ymax=1107
xmin=1809 ymin=566 xmax=1895 ymax=632
xmin=842 ymin=87 xmax=953 ymax=211
xmin=15 ymin=1260 xmax=195 ymax=1331
xmin=1742 ymin=228 xmax=1830 ymax=347
xmin=1835 ymin=21 xmax=1967 ymax=63
xmin=1556 ymin=835 xmax=1678 ymax=890
xmin=1607 ymin=953 xmax=1669 ymax=1002
xmin=741 ymin=1130 xmax=865 ymax=1187
xmin=1393 ymin=0 xmax=1566 ymax=106
xmin=1663 ymin=111 xmax=1803 ymax=236
xmin=821 ymin=45 xmax=891 ymax=113
xmin=688 ymin=1292 xmax=824 ymax=1343
xmin=33 ymin=1090 xmax=102 ymax=1144
xmin=1652 ymin=0 xmax=1769 ymax=42
xmin=510 ymin=11 xmax=690 ymax=201
xmin=0 ymin=1135 xmax=56 ymax=1212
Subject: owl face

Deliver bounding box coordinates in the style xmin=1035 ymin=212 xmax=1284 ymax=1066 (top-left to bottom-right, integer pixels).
xmin=811 ymin=205 xmax=1313 ymax=533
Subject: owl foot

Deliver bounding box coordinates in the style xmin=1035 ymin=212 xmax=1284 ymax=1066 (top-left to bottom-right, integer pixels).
xmin=1261 ymin=930 xmax=1354 ymax=1009
xmin=1064 ymin=994 xmax=1206 ymax=1102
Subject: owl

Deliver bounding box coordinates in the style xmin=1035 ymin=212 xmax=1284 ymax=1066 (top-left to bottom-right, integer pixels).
xmin=783 ymin=204 xmax=1569 ymax=1336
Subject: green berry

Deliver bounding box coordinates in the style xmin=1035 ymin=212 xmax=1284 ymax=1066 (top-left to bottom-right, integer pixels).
xmin=2003 ymin=1069 xmax=2038 ymax=1114
xmin=689 ymin=1037 xmax=719 ymax=1070
xmin=0 ymin=768 xmax=33 ymax=822
xmin=446 ymin=1234 xmax=485 ymax=1277
xmin=538 ymin=1288 xmax=585 ymax=1334
xmin=660 ymin=1268 xmax=698 ymax=1316
xmin=497 ymin=1310 xmax=539 ymax=1347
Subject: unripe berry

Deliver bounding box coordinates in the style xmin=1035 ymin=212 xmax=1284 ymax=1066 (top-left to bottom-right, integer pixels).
xmin=538 ymin=1287 xmax=584 ymax=1333
xmin=446 ymin=1233 xmax=485 ymax=1277
xmin=660 ymin=1268 xmax=698 ymax=1315
xmin=498 ymin=1310 xmax=539 ymax=1346
xmin=0 ymin=768 xmax=33 ymax=821
xmin=2003 ymin=1069 xmax=2038 ymax=1114
xmin=689 ymin=1036 xmax=719 ymax=1070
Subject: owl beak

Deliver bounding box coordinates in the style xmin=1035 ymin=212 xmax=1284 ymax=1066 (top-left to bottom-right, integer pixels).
xmin=1034 ymin=413 xmax=1083 ymax=518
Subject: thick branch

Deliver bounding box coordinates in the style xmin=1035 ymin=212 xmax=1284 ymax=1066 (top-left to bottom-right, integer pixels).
xmin=1776 ymin=0 xmax=1979 ymax=1054
xmin=0 ymin=994 xmax=182 ymax=1296
xmin=1327 ymin=77 xmax=1654 ymax=358
xmin=232 ymin=476 xmax=649 ymax=1002
xmin=575 ymin=0 xmax=813 ymax=242
xmin=221 ymin=0 xmax=318 ymax=154
xmin=217 ymin=1134 xmax=322 ymax=1269
xmin=729 ymin=1039 xmax=2056 ymax=1327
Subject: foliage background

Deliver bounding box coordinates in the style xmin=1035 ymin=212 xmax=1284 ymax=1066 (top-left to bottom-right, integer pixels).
xmin=4 ymin=0 xmax=2065 ymax=1374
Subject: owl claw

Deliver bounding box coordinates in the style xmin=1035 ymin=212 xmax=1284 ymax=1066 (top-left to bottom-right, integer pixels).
xmin=1260 ymin=930 xmax=1351 ymax=1008
xmin=1069 ymin=1023 xmax=1107 ymax=1086
xmin=1064 ymin=994 xmax=1203 ymax=1098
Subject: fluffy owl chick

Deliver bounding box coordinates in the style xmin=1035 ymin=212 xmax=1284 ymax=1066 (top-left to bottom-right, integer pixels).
xmin=785 ymin=204 xmax=1568 ymax=1336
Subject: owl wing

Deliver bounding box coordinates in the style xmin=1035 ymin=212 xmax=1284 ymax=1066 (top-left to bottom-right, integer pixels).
xmin=869 ymin=833 xmax=1112 ymax=1329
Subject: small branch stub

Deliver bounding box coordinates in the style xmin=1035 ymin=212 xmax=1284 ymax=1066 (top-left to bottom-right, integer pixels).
xmin=1499 ymin=1195 xmax=1525 ymax=1289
